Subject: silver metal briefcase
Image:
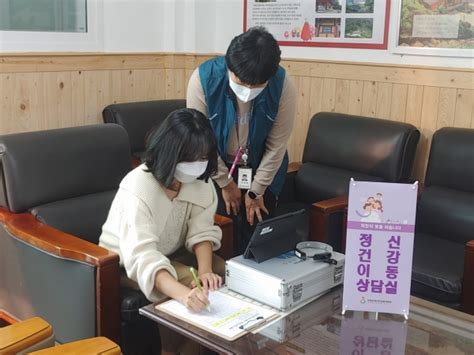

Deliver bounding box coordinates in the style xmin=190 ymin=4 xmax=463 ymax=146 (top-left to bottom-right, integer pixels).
xmin=225 ymin=251 xmax=345 ymax=311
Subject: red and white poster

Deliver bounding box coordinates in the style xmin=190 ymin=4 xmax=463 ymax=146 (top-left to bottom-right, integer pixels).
xmin=244 ymin=0 xmax=391 ymax=49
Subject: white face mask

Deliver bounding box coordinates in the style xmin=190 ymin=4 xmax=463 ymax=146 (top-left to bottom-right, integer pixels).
xmin=174 ymin=160 xmax=208 ymax=183
xmin=229 ymin=75 xmax=265 ymax=103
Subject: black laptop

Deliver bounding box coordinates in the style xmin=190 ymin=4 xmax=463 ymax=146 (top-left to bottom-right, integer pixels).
xmin=243 ymin=209 xmax=306 ymax=263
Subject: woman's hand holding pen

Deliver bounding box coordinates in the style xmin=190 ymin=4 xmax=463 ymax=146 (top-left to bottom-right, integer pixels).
xmin=182 ymin=287 xmax=210 ymax=312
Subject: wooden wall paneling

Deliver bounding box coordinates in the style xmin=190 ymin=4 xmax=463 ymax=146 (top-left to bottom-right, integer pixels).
xmin=347 ymin=80 xmax=363 ymax=116
xmin=165 ymin=69 xmax=186 ymax=99
xmin=361 ymin=81 xmax=377 ymax=117
xmin=453 ymin=89 xmax=474 ymax=128
xmin=389 ymin=84 xmax=408 ymax=122
xmin=12 ymin=73 xmax=44 ymax=133
xmin=309 ymin=77 xmax=323 ymax=118
xmin=71 ymin=71 xmax=86 ymax=127
xmin=83 ymin=71 xmax=111 ymax=125
xmin=0 ymin=54 xmax=168 ymax=73
xmin=120 ymin=70 xmax=135 ymax=103
xmin=291 ymin=76 xmax=311 ymax=162
xmin=436 ymin=88 xmax=456 ymax=129
xmin=334 ymin=79 xmax=350 ymax=114
xmin=1 ymin=53 xmax=473 ymax=176
xmin=153 ymin=69 xmax=166 ymax=100
xmin=43 ymin=71 xmax=73 ymax=129
xmin=165 ymin=69 xmax=174 ymax=99
xmin=131 ymin=69 xmax=149 ymax=101
xmin=184 ymin=68 xmax=194 ymax=98
xmin=287 ymin=76 xmax=299 ymax=162
xmin=110 ymin=70 xmax=123 ymax=105
xmin=307 ymin=61 xmax=472 ymax=89
xmin=415 ymin=87 xmax=440 ymax=180
xmin=405 ymin=85 xmax=424 ymax=127
xmin=375 ymin=82 xmax=393 ymax=119
xmin=0 ymin=74 xmax=14 ymax=133
xmin=184 ymin=55 xmax=196 ymax=96
xmin=132 ymin=69 xmax=161 ymax=101
xmin=320 ymin=78 xmax=336 ymax=113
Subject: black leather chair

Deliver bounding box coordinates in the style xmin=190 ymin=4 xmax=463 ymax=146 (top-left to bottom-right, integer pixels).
xmin=0 ymin=123 xmax=234 ymax=354
xmin=103 ymin=99 xmax=186 ymax=162
xmin=279 ymin=112 xmax=420 ymax=251
xmin=411 ymin=127 xmax=474 ymax=314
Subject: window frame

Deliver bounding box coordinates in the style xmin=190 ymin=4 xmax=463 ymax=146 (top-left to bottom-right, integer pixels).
xmin=0 ymin=0 xmax=103 ymax=52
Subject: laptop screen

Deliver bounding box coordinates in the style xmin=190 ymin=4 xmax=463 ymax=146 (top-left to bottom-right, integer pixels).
xmin=243 ymin=209 xmax=306 ymax=263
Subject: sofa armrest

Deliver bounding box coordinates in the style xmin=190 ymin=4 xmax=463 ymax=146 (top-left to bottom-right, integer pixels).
xmin=0 ymin=208 xmax=120 ymax=344
xmin=214 ymin=214 xmax=233 ymax=260
xmin=310 ymin=196 xmax=348 ymax=250
xmin=0 ymin=317 xmax=54 ymax=354
xmin=462 ymin=240 xmax=474 ymax=315
xmin=30 ymin=336 xmax=120 ymax=355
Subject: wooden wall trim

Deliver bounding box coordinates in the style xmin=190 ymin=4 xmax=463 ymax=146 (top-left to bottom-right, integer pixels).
xmin=1 ymin=53 xmax=472 ymax=90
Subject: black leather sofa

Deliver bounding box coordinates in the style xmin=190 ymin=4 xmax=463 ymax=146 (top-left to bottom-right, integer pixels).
xmin=279 ymin=112 xmax=420 ymax=251
xmin=411 ymin=127 xmax=474 ymax=314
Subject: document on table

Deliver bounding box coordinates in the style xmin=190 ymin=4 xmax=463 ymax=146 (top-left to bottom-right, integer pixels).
xmin=156 ymin=290 xmax=279 ymax=341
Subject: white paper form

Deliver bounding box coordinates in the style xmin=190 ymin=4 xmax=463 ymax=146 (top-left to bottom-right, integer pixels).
xmin=157 ymin=290 xmax=278 ymax=340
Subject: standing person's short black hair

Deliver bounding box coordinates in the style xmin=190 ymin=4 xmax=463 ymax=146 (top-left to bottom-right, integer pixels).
xmin=225 ymin=26 xmax=281 ymax=86
xmin=143 ymin=108 xmax=218 ymax=188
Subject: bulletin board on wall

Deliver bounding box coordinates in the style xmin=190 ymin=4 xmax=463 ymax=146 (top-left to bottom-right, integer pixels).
xmin=244 ymin=0 xmax=391 ymax=49
xmin=392 ymin=0 xmax=474 ymax=57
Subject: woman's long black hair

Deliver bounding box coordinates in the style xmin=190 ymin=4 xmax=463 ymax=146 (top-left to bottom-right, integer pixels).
xmin=143 ymin=108 xmax=218 ymax=188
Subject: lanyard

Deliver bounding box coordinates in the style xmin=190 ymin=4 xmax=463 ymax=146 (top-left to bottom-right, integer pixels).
xmin=232 ymin=98 xmax=254 ymax=165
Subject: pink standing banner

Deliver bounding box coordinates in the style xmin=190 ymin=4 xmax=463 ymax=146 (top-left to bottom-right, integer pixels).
xmin=342 ymin=181 xmax=418 ymax=317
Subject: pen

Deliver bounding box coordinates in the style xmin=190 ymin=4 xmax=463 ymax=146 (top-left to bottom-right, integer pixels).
xmin=189 ymin=267 xmax=211 ymax=312
xmin=227 ymin=147 xmax=242 ymax=179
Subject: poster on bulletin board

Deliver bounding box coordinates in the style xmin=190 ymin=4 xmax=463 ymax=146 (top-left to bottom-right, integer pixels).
xmin=342 ymin=180 xmax=418 ymax=317
xmin=244 ymin=0 xmax=391 ymax=49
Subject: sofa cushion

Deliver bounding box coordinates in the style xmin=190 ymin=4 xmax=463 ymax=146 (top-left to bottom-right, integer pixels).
xmin=425 ymin=127 xmax=474 ymax=193
xmin=302 ymin=112 xmax=420 ymax=182
xmin=103 ymin=100 xmax=186 ymax=154
xmin=295 ymin=162 xmax=384 ymax=204
xmin=412 ymin=233 xmax=464 ymax=303
xmin=417 ymin=186 xmax=474 ymax=246
xmin=0 ymin=125 xmax=131 ymax=213
xmin=31 ymin=190 xmax=117 ymax=244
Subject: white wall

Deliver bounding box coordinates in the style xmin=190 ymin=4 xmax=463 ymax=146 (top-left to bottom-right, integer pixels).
xmin=1 ymin=0 xmax=472 ymax=69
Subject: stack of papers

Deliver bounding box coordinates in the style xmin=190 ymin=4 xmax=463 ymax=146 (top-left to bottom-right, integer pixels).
xmin=156 ymin=290 xmax=278 ymax=341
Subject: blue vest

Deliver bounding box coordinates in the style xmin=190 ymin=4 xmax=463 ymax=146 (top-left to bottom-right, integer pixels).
xmin=199 ymin=56 xmax=288 ymax=196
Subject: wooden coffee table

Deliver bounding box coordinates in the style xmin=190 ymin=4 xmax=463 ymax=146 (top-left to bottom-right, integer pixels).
xmin=139 ymin=287 xmax=474 ymax=354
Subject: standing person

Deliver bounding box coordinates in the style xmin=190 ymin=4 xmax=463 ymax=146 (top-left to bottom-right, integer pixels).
xmin=187 ymin=26 xmax=297 ymax=254
xmin=99 ymin=108 xmax=224 ymax=355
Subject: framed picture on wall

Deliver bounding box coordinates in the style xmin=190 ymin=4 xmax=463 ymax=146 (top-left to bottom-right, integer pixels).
xmin=392 ymin=0 xmax=474 ymax=57
xmin=244 ymin=0 xmax=391 ymax=49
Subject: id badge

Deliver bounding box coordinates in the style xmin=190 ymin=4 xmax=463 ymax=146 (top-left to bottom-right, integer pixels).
xmin=237 ymin=167 xmax=252 ymax=189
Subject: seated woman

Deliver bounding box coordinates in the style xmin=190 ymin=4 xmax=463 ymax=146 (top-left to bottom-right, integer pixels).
xmin=99 ymin=108 xmax=224 ymax=354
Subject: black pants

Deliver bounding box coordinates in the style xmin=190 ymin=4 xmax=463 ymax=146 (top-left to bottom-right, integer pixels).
xmin=214 ymin=179 xmax=277 ymax=256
